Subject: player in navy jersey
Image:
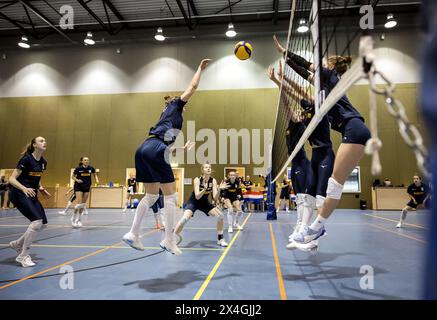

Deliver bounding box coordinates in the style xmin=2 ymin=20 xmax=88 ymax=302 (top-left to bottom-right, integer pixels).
xmin=278 ymin=175 xmax=291 ymax=212
xmin=397 ymin=175 xmax=430 ymax=228
xmin=70 ymin=157 xmax=99 ymax=227
xmin=122 ymin=58 xmax=211 ymax=255
xmin=174 ymin=163 xmax=229 ymax=247
xmin=123 ymin=174 xmax=137 ymax=213
xmin=268 ymin=62 xmax=335 ymax=248
xmin=8 ymin=137 xmax=51 ymax=267
xmin=223 ymin=171 xmax=245 ymax=233
xmin=274 ymin=35 xmax=371 ymax=245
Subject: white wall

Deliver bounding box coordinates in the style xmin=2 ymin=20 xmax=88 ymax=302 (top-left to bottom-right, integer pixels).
xmin=0 ymin=30 xmax=422 ymax=98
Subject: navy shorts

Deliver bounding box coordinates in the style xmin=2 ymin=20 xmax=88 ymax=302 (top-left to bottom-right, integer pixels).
xmin=280 ymin=189 xmax=289 ymax=199
xmin=224 ymin=193 xmax=239 ymax=203
xmin=308 ymin=147 xmax=335 ymax=197
xmin=10 ymin=189 xmax=47 ymax=224
xmin=340 ymin=117 xmax=371 ymax=146
xmin=151 ymin=195 xmax=164 ymax=213
xmin=185 ymin=198 xmax=215 ymax=216
xmin=407 ymin=199 xmax=422 ymax=209
xmin=74 ymin=183 xmax=91 ymax=193
xmin=135 ymin=137 xmax=175 ymax=183
xmin=291 ymin=156 xmax=311 ymax=194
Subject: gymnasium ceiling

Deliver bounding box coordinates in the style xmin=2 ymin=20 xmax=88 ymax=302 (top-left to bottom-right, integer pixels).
xmin=0 ymin=0 xmax=423 ymax=50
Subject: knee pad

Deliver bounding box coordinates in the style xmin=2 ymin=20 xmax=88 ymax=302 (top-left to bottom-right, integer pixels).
xmin=316 ymin=195 xmax=326 ymax=209
xmin=303 ymin=194 xmax=316 ymax=208
xmin=326 ymin=177 xmax=344 ymax=200
xmin=30 ymin=219 xmax=43 ymax=231
xmin=295 ymin=193 xmax=305 ymax=206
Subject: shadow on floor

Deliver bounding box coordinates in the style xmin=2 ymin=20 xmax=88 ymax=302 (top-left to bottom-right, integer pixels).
xmin=123 ymin=270 xmax=241 ymax=293
xmin=310 ymin=283 xmax=406 ymax=300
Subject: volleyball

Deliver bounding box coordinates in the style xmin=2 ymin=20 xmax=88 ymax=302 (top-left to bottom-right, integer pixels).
xmin=234 ymin=41 xmax=253 ymax=60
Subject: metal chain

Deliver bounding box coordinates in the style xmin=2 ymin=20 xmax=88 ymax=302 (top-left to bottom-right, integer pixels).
xmin=368 ymin=67 xmax=431 ymax=180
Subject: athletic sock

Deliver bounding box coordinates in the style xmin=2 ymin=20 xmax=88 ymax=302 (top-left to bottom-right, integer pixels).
xmin=227 ymin=209 xmax=233 ymax=227
xmin=310 ymin=215 xmax=327 ymax=231
xmin=163 ymin=193 xmax=178 ymax=243
xmin=129 ymin=194 xmax=159 ymax=236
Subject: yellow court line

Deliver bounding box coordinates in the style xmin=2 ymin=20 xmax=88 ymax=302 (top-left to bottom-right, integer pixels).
xmin=363 ymin=213 xmax=426 ymax=230
xmin=269 ymin=223 xmax=287 ymax=300
xmin=365 ymin=223 xmax=427 ymax=244
xmin=0 ymin=243 xmax=224 ymax=251
xmin=193 ymin=212 xmax=252 ymax=300
xmin=0 ymin=224 xmax=217 ymax=230
xmin=0 ymin=229 xmax=158 ymax=290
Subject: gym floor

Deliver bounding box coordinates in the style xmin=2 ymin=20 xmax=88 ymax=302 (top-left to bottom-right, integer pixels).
xmin=0 ymin=208 xmax=428 ymax=300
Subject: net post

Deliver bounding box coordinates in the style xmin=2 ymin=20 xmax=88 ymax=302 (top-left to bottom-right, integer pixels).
xmin=266 ymin=173 xmax=277 ymax=220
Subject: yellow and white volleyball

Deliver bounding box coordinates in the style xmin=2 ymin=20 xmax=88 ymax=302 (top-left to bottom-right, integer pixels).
xmin=234 ymin=41 xmax=253 ymax=60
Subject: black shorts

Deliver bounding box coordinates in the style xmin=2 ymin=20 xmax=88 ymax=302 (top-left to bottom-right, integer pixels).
xmin=74 ymin=183 xmax=91 ymax=193
xmin=151 ymin=195 xmax=164 ymax=213
xmin=407 ymin=200 xmax=423 ymax=209
xmin=224 ymin=193 xmax=239 ymax=203
xmin=280 ymin=189 xmax=289 ymax=199
xmin=340 ymin=117 xmax=371 ymax=146
xmin=135 ymin=138 xmax=175 ymax=184
xmin=185 ymin=198 xmax=215 ymax=216
xmin=10 ymin=189 xmax=47 ymax=224
xmin=308 ymin=147 xmax=335 ymax=197
xmin=291 ymin=156 xmax=311 ymax=194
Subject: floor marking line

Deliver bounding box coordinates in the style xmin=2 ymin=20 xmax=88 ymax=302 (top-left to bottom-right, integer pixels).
xmin=363 ymin=213 xmax=426 ymax=230
xmin=269 ymin=223 xmax=287 ymax=300
xmin=0 ymin=224 xmax=217 ymax=230
xmin=365 ymin=223 xmax=427 ymax=244
xmin=0 ymin=229 xmax=158 ymax=290
xmin=0 ymin=243 xmax=224 ymax=251
xmin=193 ymin=212 xmax=252 ymax=300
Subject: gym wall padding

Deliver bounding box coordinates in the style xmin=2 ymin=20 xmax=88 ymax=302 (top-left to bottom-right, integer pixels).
xmin=0 ymin=83 xmax=425 ymax=208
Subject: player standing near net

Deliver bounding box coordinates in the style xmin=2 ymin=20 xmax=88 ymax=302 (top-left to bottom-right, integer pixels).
xmin=273 ymin=35 xmax=371 ymax=244
xmin=122 ymin=58 xmax=211 ymax=255
xmin=268 ymin=61 xmax=334 ymax=247
xmin=268 ymin=64 xmax=312 ymax=241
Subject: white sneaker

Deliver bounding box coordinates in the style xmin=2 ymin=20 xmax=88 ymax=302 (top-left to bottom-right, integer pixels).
xmin=71 ymin=220 xmax=77 ymax=228
xmin=233 ymin=224 xmax=243 ymax=231
xmin=160 ymin=239 xmax=182 ymax=255
xmin=217 ymin=239 xmax=228 ymax=247
xmin=58 ymin=210 xmax=67 ymax=215
xmin=16 ymin=254 xmax=36 ymax=267
xmin=122 ymin=208 xmax=127 ymax=213
xmin=83 ymin=210 xmax=88 ymax=215
xmin=228 ymin=226 xmax=233 ymax=233
xmin=76 ymin=220 xmax=83 ymax=228
xmin=396 ymin=222 xmax=403 ymax=228
xmin=122 ymin=232 xmax=145 ymax=251
xmin=9 ymin=241 xmax=22 ymax=254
